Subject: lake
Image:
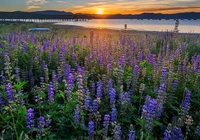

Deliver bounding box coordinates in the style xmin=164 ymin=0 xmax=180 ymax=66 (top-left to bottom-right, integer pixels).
xmin=54 ymin=19 xmax=200 ymax=33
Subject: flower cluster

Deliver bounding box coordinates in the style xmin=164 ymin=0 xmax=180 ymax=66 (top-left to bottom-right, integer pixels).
xmin=6 ymin=83 xmax=14 ymax=102
xmin=26 ymin=108 xmax=34 ymax=129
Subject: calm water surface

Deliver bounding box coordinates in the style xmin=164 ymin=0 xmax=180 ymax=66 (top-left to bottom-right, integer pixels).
xmin=55 ymin=19 xmax=200 ymax=33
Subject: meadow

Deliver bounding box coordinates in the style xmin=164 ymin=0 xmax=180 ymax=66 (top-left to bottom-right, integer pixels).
xmin=0 ymin=22 xmax=200 ymax=140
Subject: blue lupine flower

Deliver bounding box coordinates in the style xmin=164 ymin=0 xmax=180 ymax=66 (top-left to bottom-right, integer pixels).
xmin=103 ymin=114 xmax=110 ymax=138
xmin=142 ymin=98 xmax=157 ymax=131
xmin=113 ymin=124 xmax=122 ymax=140
xmin=109 ymin=88 xmax=116 ymax=107
xmin=74 ymin=105 xmax=80 ymax=124
xmin=171 ymin=126 xmax=184 ymax=140
xmin=48 ymin=82 xmax=54 ymax=103
xmin=111 ymin=108 xmax=117 ymax=122
xmin=92 ymin=100 xmax=98 ymax=112
xmin=6 ymin=83 xmax=14 ymax=102
xmin=84 ymin=95 xmax=91 ymax=110
xmin=37 ymin=116 xmax=46 ymax=136
xmin=180 ymin=90 xmax=191 ymax=118
xmin=26 ymin=108 xmax=34 ymax=129
xmin=88 ymin=121 xmax=94 ymax=137
xmin=195 ymin=123 xmax=200 ymax=137
xmin=96 ymin=80 xmax=103 ymax=99
xmin=128 ymin=130 xmax=136 ymax=140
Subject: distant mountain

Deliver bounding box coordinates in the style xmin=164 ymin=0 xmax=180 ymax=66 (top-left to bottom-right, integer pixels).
xmin=33 ymin=10 xmax=73 ymax=15
xmin=0 ymin=10 xmax=200 ymax=19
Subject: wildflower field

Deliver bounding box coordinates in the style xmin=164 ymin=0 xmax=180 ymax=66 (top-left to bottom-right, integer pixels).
xmin=0 ymin=23 xmax=200 ymax=140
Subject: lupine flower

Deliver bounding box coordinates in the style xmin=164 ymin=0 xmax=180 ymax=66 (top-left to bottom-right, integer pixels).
xmin=180 ymin=90 xmax=191 ymax=119
xmin=103 ymin=114 xmax=110 ymax=138
xmin=74 ymin=105 xmax=80 ymax=124
xmin=111 ymin=108 xmax=117 ymax=122
xmin=109 ymin=88 xmax=116 ymax=108
xmin=15 ymin=67 xmax=20 ymax=82
xmin=107 ymin=79 xmax=112 ymax=92
xmin=142 ymin=98 xmax=157 ymax=131
xmin=37 ymin=116 xmax=46 ymax=137
xmin=26 ymin=108 xmax=34 ymax=129
xmin=0 ymin=94 xmax=4 ymax=106
xmin=128 ymin=130 xmax=136 ymax=140
xmin=84 ymin=95 xmax=91 ymax=110
xmin=171 ymin=126 xmax=184 ymax=140
xmin=92 ymin=100 xmax=98 ymax=113
xmin=6 ymin=83 xmax=14 ymax=102
xmin=156 ymin=84 xmax=166 ymax=118
xmin=88 ymin=121 xmax=94 ymax=138
xmin=96 ymin=80 xmax=103 ymax=99
xmin=113 ymin=124 xmax=122 ymax=140
xmin=195 ymin=123 xmax=200 ymax=137
xmin=48 ymin=82 xmax=54 ymax=103
xmin=160 ymin=67 xmax=167 ymax=84
xmin=138 ymin=52 xmax=142 ymax=62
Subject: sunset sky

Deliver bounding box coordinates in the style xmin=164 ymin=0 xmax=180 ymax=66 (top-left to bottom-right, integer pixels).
xmin=0 ymin=0 xmax=200 ymax=14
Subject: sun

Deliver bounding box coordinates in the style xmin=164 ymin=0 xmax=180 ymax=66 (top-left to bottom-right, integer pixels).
xmin=97 ymin=8 xmax=103 ymax=15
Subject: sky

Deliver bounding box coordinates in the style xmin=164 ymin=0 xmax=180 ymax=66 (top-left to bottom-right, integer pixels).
xmin=0 ymin=0 xmax=200 ymax=14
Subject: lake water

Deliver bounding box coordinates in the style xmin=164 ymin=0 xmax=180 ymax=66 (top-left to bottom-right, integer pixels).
xmin=54 ymin=19 xmax=200 ymax=33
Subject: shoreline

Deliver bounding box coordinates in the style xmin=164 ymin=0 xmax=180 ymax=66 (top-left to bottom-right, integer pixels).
xmin=1 ymin=21 xmax=200 ymax=35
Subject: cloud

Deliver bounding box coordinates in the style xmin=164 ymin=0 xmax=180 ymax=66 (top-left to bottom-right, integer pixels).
xmin=26 ymin=0 xmax=48 ymax=6
xmin=26 ymin=5 xmax=40 ymax=10
xmin=56 ymin=1 xmax=67 ymax=3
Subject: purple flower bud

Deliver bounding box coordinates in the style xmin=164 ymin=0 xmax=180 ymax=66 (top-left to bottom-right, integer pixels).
xmin=96 ymin=80 xmax=103 ymax=99
xmin=26 ymin=108 xmax=34 ymax=129
xmin=6 ymin=83 xmax=14 ymax=102
xmin=111 ymin=108 xmax=117 ymax=122
xmin=37 ymin=116 xmax=45 ymax=136
xmin=109 ymin=88 xmax=116 ymax=107
xmin=180 ymin=90 xmax=191 ymax=118
xmin=84 ymin=95 xmax=91 ymax=110
xmin=88 ymin=121 xmax=95 ymax=137
xmin=92 ymin=100 xmax=98 ymax=113
xmin=128 ymin=130 xmax=136 ymax=140
xmin=74 ymin=105 xmax=80 ymax=124
xmin=48 ymin=82 xmax=54 ymax=103
xmin=195 ymin=123 xmax=200 ymax=137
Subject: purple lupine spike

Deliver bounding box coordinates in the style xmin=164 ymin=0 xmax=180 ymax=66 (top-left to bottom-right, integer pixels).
xmin=92 ymin=100 xmax=98 ymax=113
xmin=107 ymin=79 xmax=112 ymax=92
xmin=180 ymin=90 xmax=191 ymax=118
xmin=84 ymin=95 xmax=91 ymax=110
xmin=64 ymin=64 xmax=71 ymax=79
xmin=103 ymin=114 xmax=110 ymax=138
xmin=113 ymin=124 xmax=122 ymax=140
xmin=74 ymin=105 xmax=80 ymax=124
xmin=48 ymin=82 xmax=54 ymax=103
xmin=99 ymin=54 xmax=104 ymax=66
xmin=109 ymin=88 xmax=116 ymax=108
xmin=160 ymin=67 xmax=167 ymax=84
xmin=111 ymin=108 xmax=117 ymax=122
xmin=68 ymin=73 xmax=74 ymax=90
xmin=195 ymin=123 xmax=200 ymax=137
xmin=133 ymin=65 xmax=140 ymax=79
xmin=37 ymin=116 xmax=46 ymax=137
xmin=88 ymin=121 xmax=94 ymax=138
xmin=142 ymin=97 xmax=157 ymax=131
xmin=0 ymin=94 xmax=4 ymax=106
xmin=172 ymin=80 xmax=178 ymax=92
xmin=171 ymin=126 xmax=184 ymax=140
xmin=42 ymin=60 xmax=46 ymax=69
xmin=15 ymin=68 xmax=20 ymax=82
xmin=128 ymin=130 xmax=136 ymax=140
xmin=91 ymin=82 xmax=96 ymax=95
xmin=137 ymin=51 xmax=143 ymax=62
xmin=26 ymin=108 xmax=34 ymax=129
xmin=96 ymin=80 xmax=103 ymax=99
xmin=6 ymin=83 xmax=14 ymax=102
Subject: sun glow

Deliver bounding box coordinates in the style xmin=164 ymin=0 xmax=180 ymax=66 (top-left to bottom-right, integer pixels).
xmin=97 ymin=8 xmax=103 ymax=14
